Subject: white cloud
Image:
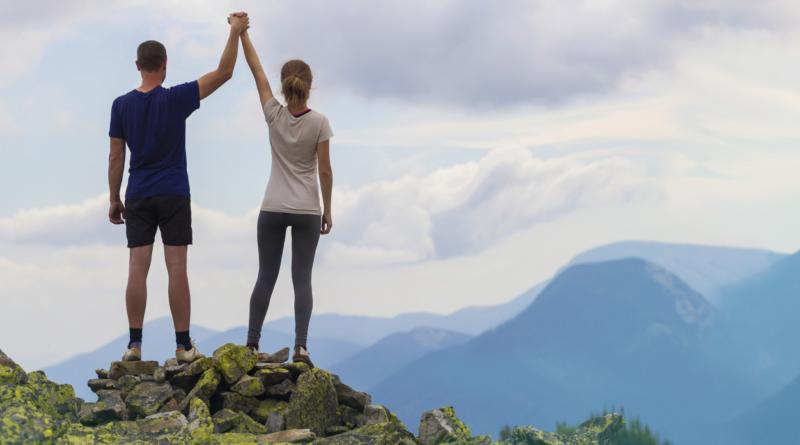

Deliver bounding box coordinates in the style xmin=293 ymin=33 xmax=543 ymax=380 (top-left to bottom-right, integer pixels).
xmin=326 ymin=146 xmax=661 ymax=264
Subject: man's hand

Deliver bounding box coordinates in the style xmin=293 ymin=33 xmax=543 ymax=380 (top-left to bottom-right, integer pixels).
xmin=228 ymin=12 xmax=250 ymax=34
xmin=109 ymin=200 xmax=125 ymax=225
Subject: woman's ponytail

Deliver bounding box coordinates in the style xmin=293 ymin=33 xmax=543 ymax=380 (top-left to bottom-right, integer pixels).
xmin=280 ymin=60 xmax=312 ymax=108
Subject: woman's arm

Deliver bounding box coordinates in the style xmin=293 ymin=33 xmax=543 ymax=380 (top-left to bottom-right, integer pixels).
xmin=317 ymin=139 xmax=333 ymax=234
xmin=241 ymin=31 xmax=274 ymax=107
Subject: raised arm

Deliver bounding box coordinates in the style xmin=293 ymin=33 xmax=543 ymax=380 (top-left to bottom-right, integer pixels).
xmin=241 ymin=30 xmax=274 ymax=107
xmin=317 ymin=140 xmax=333 ymax=234
xmin=108 ymin=137 xmax=126 ymax=225
xmin=197 ymin=14 xmax=250 ymax=100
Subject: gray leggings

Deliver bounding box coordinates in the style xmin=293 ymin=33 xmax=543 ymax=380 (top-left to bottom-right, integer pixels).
xmin=247 ymin=211 xmax=320 ymax=347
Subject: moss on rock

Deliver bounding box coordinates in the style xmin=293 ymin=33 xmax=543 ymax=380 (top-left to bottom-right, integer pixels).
xmin=213 ymin=344 xmax=258 ymax=385
xmin=250 ymin=398 xmax=288 ymax=424
xmin=313 ymin=410 xmax=418 ymax=445
xmin=284 ymin=367 xmax=338 ymax=437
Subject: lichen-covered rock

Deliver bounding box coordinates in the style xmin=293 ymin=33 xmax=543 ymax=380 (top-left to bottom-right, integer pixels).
xmin=92 ymin=394 xmax=126 ymax=422
xmin=136 ymin=410 xmax=188 ymax=433
xmin=78 ymin=402 xmax=96 ymax=425
xmin=165 ymin=364 xmax=187 ymax=380
xmin=213 ymin=343 xmax=258 ymax=385
xmin=170 ymin=385 xmax=187 ymax=404
xmin=0 ymin=363 xmax=27 ymax=385
xmin=230 ymin=374 xmax=265 ymax=397
xmin=187 ymin=396 xmax=215 ymax=442
xmin=281 ymin=362 xmax=310 ymax=379
xmin=266 ymin=411 xmax=286 ymax=433
xmin=228 ymin=411 xmax=270 ymax=434
xmin=258 ymin=428 xmax=316 ymax=443
xmin=95 ymin=369 xmax=109 ymax=379
xmin=251 ymin=398 xmax=288 ymax=423
xmin=212 ymin=408 xmax=241 ymax=433
xmin=170 ymin=357 xmax=213 ymax=389
xmin=24 ymin=370 xmax=82 ymax=422
xmin=338 ymin=405 xmax=360 ymax=429
xmin=117 ymin=374 xmax=140 ymax=392
xmin=331 ymin=373 xmax=371 ymax=412
xmin=264 ymin=378 xmax=296 ymax=401
xmin=573 ymin=413 xmax=626 ymax=445
xmin=419 ymin=406 xmax=471 ymax=444
xmin=138 ymin=373 xmax=155 ymax=383
xmin=217 ymin=391 xmax=259 ymax=414
xmin=154 ymin=366 xmax=166 ymax=384
xmin=313 ymin=411 xmax=417 ymax=445
xmin=107 ymin=360 xmax=159 ymax=380
xmin=263 ymin=347 xmax=291 ymax=364
xmin=88 ymin=379 xmax=120 ymax=392
xmin=194 ymin=368 xmax=222 ymax=399
xmin=96 ymin=389 xmax=129 ymax=403
xmin=358 ymin=405 xmax=389 ymax=427
xmin=178 ymin=385 xmax=210 ymax=415
xmin=0 ymin=403 xmax=70 ymax=444
xmin=255 ymin=367 xmax=292 ymax=386
xmin=125 ymin=381 xmax=172 ymax=416
xmin=327 ymin=426 xmax=350 ymax=436
xmin=285 ymin=367 xmax=339 ymax=437
xmin=164 ymin=357 xmax=179 ymax=368
xmin=500 ymin=414 xmax=625 ymax=445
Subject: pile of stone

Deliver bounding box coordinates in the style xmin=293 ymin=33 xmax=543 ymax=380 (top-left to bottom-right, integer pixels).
xmin=1 ymin=345 xmax=625 ymax=444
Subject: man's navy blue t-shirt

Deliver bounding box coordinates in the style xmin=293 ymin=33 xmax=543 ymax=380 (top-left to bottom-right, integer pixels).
xmin=109 ymin=81 xmax=200 ymax=200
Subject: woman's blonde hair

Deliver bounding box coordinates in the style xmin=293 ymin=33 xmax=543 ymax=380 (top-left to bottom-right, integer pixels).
xmin=280 ymin=59 xmax=312 ymax=108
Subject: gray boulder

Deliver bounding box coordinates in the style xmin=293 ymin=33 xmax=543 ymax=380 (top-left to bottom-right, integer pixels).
xmin=358 ymin=405 xmax=389 ymax=427
xmin=264 ymin=378 xmax=296 ymax=401
xmin=125 ymin=382 xmax=173 ymax=416
xmin=330 ymin=373 xmax=372 ymax=412
xmin=91 ymin=394 xmax=126 ymax=422
xmin=263 ymin=347 xmax=290 ymax=364
xmin=107 ymin=360 xmax=158 ymax=380
xmin=267 ymin=411 xmax=286 ymax=433
xmin=419 ymin=406 xmax=472 ymax=444
xmin=284 ymin=368 xmax=339 ymax=437
xmin=258 ymin=429 xmax=316 ymax=443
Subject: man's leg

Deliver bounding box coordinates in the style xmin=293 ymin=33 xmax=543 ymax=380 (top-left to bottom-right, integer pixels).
xmin=164 ymin=245 xmax=190 ymax=333
xmin=126 ymin=244 xmax=154 ymax=330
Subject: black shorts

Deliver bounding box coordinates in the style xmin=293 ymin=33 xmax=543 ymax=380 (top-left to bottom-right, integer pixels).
xmin=125 ymin=194 xmax=192 ymax=248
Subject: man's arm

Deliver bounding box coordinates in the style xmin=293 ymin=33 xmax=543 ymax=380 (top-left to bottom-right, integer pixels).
xmin=317 ymin=140 xmax=333 ymax=234
xmin=109 ymin=137 xmax=126 ymax=225
xmin=241 ymin=30 xmax=274 ymax=107
xmin=197 ymin=14 xmax=250 ymax=100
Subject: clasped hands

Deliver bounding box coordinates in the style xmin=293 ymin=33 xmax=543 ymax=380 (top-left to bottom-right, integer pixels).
xmin=228 ymin=12 xmax=250 ymax=33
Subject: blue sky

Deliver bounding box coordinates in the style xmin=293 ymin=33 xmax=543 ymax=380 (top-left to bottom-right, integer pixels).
xmin=3 ymin=0 xmax=800 ymax=368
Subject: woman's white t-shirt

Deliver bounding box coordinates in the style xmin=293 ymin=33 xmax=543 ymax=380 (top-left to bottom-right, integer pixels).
xmin=260 ymin=97 xmax=333 ymax=216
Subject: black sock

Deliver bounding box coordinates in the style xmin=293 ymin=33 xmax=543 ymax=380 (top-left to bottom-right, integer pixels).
xmin=128 ymin=328 xmax=142 ymax=349
xmin=176 ymin=331 xmax=192 ymax=351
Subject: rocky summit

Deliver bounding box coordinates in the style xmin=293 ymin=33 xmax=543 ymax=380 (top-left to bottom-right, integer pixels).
xmin=0 ymin=346 xmax=624 ymax=444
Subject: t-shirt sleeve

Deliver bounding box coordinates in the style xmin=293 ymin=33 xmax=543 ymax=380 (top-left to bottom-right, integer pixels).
xmin=263 ymin=97 xmax=282 ymax=126
xmin=317 ymin=114 xmax=333 ymax=143
xmin=108 ymin=98 xmax=124 ymax=139
xmin=172 ymin=81 xmax=201 ymax=119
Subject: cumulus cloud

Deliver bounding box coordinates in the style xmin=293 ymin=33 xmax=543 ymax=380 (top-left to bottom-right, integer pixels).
xmin=236 ymin=0 xmax=794 ymax=106
xmin=326 ymin=147 xmax=662 ymax=265
xmin=0 ymin=148 xmax=660 ymax=265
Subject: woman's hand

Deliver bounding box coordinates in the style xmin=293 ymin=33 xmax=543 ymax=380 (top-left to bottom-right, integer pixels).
xmin=228 ymin=12 xmax=250 ymax=34
xmin=321 ymin=211 xmax=333 ymax=234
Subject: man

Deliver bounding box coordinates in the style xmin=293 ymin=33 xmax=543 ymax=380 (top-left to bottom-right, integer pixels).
xmin=108 ymin=13 xmax=249 ymax=363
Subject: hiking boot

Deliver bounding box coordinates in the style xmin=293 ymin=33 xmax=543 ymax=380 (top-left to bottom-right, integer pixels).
xmin=175 ymin=341 xmax=206 ymax=364
xmin=292 ymin=346 xmax=314 ymax=368
xmin=247 ymin=343 xmax=271 ymax=361
xmin=122 ymin=347 xmax=141 ymax=362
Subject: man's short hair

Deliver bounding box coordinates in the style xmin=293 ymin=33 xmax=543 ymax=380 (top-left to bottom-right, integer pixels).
xmin=137 ymin=40 xmax=167 ymax=72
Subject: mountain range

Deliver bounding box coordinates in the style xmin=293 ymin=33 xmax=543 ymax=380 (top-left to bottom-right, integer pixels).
xmin=39 ymin=240 xmax=794 ymax=444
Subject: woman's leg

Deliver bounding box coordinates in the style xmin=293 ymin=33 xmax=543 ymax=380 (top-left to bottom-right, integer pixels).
xmin=247 ymin=212 xmax=288 ymax=345
xmin=289 ymin=214 xmax=321 ymax=347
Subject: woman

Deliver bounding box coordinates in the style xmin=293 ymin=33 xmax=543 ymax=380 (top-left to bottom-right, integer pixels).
xmin=239 ymin=26 xmax=333 ymax=368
